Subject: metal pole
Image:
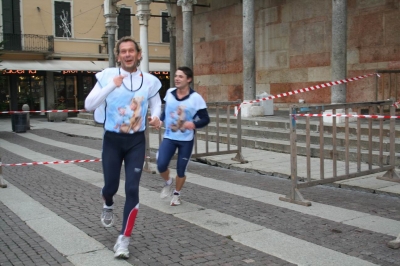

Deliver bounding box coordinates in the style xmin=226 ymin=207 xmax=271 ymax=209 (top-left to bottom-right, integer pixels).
xmin=0 ymin=156 xmax=7 ymax=188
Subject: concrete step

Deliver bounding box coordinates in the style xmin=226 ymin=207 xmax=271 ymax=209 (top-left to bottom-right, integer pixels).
xmin=201 ymin=122 xmax=400 ymax=152
xmin=210 ymin=116 xmax=400 ymax=138
xmin=67 ymin=117 xmax=103 ymax=127
xmin=192 ymin=130 xmax=400 ymax=166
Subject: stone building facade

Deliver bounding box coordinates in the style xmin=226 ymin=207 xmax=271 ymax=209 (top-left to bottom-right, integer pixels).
xmin=174 ymin=0 xmax=400 ymax=106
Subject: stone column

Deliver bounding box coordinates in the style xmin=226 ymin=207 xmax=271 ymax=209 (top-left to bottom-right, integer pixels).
xmin=167 ymin=16 xmax=177 ymax=87
xmin=331 ymin=0 xmax=347 ymax=103
xmin=177 ymin=0 xmax=196 ymax=70
xmin=135 ymin=0 xmax=151 ymax=73
xmin=243 ymin=0 xmax=255 ymax=101
xmin=241 ymin=0 xmax=262 ymax=117
xmin=104 ymin=0 xmax=120 ymax=67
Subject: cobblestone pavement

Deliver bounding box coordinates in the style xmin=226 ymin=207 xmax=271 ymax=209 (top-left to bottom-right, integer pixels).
xmin=0 ymin=127 xmax=399 ymax=266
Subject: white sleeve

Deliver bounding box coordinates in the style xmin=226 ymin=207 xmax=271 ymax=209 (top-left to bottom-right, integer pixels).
xmin=149 ymin=93 xmax=162 ymax=118
xmin=84 ymin=81 xmax=117 ymax=111
xmin=196 ymin=93 xmax=207 ymax=110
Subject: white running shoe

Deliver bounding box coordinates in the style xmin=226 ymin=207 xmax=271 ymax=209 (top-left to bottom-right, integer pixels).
xmin=100 ymin=205 xmax=114 ymax=227
xmin=170 ymin=194 xmax=181 ymax=206
xmin=114 ymin=235 xmax=130 ymax=259
xmin=160 ymin=178 xmax=174 ymax=199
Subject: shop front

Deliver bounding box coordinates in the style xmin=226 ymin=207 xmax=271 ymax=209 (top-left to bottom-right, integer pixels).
xmin=53 ymin=70 xmax=96 ymax=110
xmin=0 ymin=69 xmax=96 ymax=115
xmin=0 ymin=60 xmax=170 ymax=115
xmin=0 ymin=70 xmax=46 ymax=113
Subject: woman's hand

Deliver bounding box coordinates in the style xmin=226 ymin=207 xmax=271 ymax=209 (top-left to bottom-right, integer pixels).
xmin=183 ymin=121 xmax=195 ymax=130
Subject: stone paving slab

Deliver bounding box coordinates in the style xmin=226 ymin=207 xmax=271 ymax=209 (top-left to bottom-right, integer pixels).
xmin=2 ymin=118 xmax=400 ymax=265
xmin=2 ymin=147 xmax=392 ymax=266
xmin=175 ymin=209 xmax=265 ymax=236
xmin=233 ymin=229 xmax=377 ymax=266
xmin=1 ymin=134 xmax=298 ymax=265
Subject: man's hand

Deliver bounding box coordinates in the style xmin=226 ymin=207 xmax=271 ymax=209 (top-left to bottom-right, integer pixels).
xmin=149 ymin=116 xmax=162 ymax=129
xmin=113 ymin=74 xmax=127 ymax=87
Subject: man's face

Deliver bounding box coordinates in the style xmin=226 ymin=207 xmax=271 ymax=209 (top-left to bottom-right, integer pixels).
xmin=117 ymin=41 xmax=141 ymax=72
xmin=174 ymin=70 xmax=191 ymax=90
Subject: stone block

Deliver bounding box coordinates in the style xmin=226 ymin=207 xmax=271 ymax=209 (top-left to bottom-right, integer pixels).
xmin=308 ymin=66 xmax=331 ymax=81
xmin=290 ymin=52 xmax=330 ymax=68
xmin=237 ymin=103 xmax=264 ymax=118
xmin=323 ymin=109 xmax=357 ymax=125
xmin=47 ymin=112 xmax=68 ymax=122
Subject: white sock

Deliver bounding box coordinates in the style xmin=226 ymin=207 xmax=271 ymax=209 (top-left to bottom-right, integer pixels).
xmin=103 ymin=203 xmax=114 ymax=209
xmin=166 ymin=179 xmax=173 ymax=185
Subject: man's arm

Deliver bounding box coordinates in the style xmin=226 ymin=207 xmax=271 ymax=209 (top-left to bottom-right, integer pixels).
xmin=85 ymin=74 xmax=125 ymax=111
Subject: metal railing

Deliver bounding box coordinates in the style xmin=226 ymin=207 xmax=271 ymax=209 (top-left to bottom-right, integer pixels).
xmin=143 ymin=100 xmax=247 ymax=173
xmin=0 ymin=33 xmax=54 ymax=52
xmin=279 ymin=100 xmax=400 ymax=206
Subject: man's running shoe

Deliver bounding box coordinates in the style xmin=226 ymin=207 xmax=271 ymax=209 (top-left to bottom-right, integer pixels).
xmin=100 ymin=205 xmax=114 ymax=227
xmin=114 ymin=235 xmax=130 ymax=259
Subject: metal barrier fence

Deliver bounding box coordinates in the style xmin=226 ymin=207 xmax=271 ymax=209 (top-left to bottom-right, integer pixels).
xmin=279 ymin=100 xmax=399 ymax=206
xmin=143 ymin=100 xmax=247 ymax=173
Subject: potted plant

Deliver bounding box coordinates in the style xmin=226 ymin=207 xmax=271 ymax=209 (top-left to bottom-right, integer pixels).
xmin=47 ymin=103 xmax=68 ymax=122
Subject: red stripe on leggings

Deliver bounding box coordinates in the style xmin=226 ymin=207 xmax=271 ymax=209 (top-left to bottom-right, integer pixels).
xmin=124 ymin=203 xmax=139 ymax=237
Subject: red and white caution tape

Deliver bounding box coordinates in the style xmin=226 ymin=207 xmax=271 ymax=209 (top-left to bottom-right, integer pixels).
xmin=0 ymin=109 xmax=86 ymax=114
xmin=1 ymin=158 xmax=102 ymax=167
xmin=235 ymin=73 xmax=379 ymax=116
xmin=393 ymin=101 xmax=400 ymax=108
xmin=293 ymin=113 xmax=400 ymax=119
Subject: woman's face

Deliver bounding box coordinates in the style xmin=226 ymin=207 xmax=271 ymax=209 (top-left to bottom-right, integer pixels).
xmin=174 ymin=70 xmax=191 ymax=90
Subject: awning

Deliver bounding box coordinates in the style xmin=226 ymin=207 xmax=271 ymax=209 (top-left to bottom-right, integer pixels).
xmin=0 ymin=60 xmax=170 ymax=72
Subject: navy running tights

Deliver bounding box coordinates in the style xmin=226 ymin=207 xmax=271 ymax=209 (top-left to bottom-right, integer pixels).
xmin=102 ymin=131 xmax=145 ymax=236
xmin=157 ymin=138 xmax=194 ymax=177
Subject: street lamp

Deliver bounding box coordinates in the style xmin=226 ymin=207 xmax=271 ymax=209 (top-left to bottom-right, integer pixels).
xmin=99 ymin=31 xmax=108 ymax=53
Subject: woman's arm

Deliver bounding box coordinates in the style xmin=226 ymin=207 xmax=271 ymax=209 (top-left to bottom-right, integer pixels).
xmin=192 ymin=108 xmax=210 ymax=129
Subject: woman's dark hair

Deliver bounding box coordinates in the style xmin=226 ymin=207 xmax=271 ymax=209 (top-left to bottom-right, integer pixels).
xmin=177 ymin=66 xmax=193 ymax=80
xmin=114 ymin=36 xmax=142 ymax=67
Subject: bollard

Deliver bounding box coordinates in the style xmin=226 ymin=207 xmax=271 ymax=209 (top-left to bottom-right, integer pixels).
xmin=0 ymin=156 xmax=7 ymax=188
xmin=22 ymin=104 xmax=30 ymax=130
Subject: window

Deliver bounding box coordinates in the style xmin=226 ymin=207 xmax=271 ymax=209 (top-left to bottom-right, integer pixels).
xmin=161 ymin=11 xmax=170 ymax=43
xmin=54 ymin=1 xmax=72 ymax=38
xmin=2 ymin=0 xmax=21 ymax=50
xmin=118 ymin=8 xmax=131 ymax=38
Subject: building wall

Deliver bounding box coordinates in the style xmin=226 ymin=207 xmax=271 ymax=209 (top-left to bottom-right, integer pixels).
xmin=16 ymin=0 xmax=169 ymax=61
xmin=179 ymin=0 xmax=400 ymax=105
